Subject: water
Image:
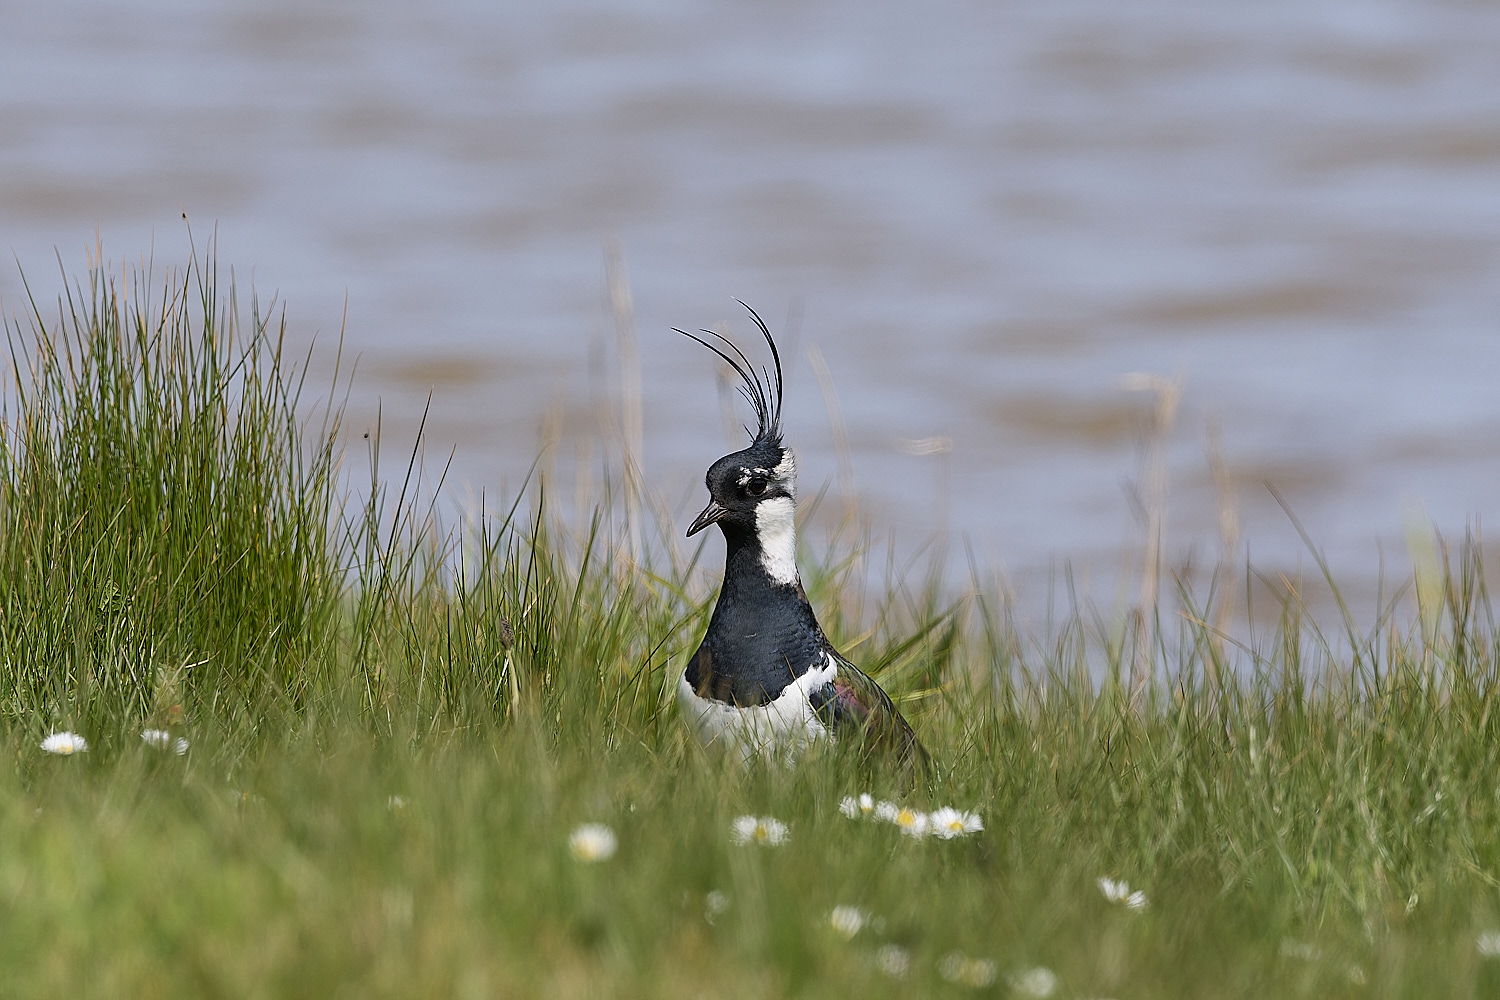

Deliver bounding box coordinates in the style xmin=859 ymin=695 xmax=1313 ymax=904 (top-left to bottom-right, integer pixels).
xmin=3 ymin=0 xmax=1500 ymax=616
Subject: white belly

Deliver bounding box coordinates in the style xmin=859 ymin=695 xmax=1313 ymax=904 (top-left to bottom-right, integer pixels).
xmin=677 ymin=655 xmax=837 ymax=762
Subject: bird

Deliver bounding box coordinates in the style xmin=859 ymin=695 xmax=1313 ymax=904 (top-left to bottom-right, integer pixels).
xmin=675 ymin=305 xmax=927 ymax=769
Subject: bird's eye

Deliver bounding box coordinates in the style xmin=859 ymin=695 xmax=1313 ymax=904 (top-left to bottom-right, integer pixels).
xmin=745 ymin=477 xmax=768 ymax=497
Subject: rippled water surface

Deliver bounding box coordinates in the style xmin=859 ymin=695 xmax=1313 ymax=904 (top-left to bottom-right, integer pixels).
xmin=4 ymin=0 xmax=1500 ymax=610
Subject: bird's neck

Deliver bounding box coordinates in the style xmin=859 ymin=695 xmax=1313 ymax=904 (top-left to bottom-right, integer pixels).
xmin=710 ymin=498 xmax=805 ymax=623
xmin=723 ymin=495 xmax=798 ymax=587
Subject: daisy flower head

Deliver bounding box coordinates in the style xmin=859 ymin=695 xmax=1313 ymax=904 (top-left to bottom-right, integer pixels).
xmin=938 ymin=952 xmax=998 ymax=989
xmin=1008 ymin=966 xmax=1059 ymax=998
xmin=1479 ymin=931 xmax=1500 ymax=958
xmin=839 ymin=793 xmax=876 ymax=819
xmin=1097 ymin=876 xmax=1148 ymax=911
xmin=731 ymin=814 xmax=790 ymax=846
xmin=141 ymin=729 xmax=189 ymax=755
xmin=41 ymin=731 xmax=88 ymax=755
xmin=876 ymin=803 xmax=924 ymax=839
xmin=568 ymin=823 xmax=618 ymax=862
xmin=874 ymin=943 xmax=910 ymax=979
xmin=828 ymin=905 xmax=867 ymax=940
xmin=928 ymin=807 xmax=984 ymax=839
xmin=704 ymin=890 xmax=730 ymax=924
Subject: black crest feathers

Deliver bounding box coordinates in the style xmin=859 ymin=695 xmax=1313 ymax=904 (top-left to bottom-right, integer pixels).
xmin=676 ymin=301 xmax=785 ymax=447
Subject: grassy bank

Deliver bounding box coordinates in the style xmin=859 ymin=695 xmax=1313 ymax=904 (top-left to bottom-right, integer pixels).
xmin=3 ymin=251 xmax=1500 ymax=998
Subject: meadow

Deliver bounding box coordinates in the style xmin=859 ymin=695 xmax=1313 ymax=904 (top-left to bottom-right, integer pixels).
xmin=3 ymin=250 xmax=1500 ymax=999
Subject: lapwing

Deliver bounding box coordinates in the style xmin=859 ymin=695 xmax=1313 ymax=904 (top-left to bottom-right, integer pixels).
xmin=675 ymin=306 xmax=927 ymax=769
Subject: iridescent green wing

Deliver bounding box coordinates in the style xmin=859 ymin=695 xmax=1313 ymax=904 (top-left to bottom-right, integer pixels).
xmin=810 ymin=650 xmax=929 ymax=770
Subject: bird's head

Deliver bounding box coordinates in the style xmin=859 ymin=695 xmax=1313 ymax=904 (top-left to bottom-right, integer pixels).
xmin=679 ymin=306 xmax=799 ymax=579
xmin=688 ymin=436 xmax=798 ymax=539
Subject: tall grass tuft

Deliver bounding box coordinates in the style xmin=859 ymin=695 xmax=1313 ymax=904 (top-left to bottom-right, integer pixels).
xmin=0 ymin=248 xmax=345 ymax=735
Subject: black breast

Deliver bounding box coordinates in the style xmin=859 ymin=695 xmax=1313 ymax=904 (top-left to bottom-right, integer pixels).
xmin=685 ymin=578 xmax=826 ymax=707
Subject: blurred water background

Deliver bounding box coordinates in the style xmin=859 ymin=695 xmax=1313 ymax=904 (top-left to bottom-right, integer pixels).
xmin=3 ymin=0 xmax=1499 ymax=623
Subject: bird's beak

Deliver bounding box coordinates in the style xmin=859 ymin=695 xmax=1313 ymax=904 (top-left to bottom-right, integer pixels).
xmin=687 ymin=499 xmax=728 ymax=537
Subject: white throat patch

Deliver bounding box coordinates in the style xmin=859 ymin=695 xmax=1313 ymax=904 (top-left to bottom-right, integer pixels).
xmin=754 ymin=495 xmax=798 ymax=585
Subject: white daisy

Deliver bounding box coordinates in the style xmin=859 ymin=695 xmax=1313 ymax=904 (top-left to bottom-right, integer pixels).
xmin=871 ymin=800 xmax=932 ymax=837
xmin=568 ymin=823 xmax=618 ymax=862
xmin=386 ymin=795 xmax=409 ymax=815
xmin=1008 ymin=966 xmax=1059 ymax=998
xmin=1097 ymin=876 xmax=1147 ymax=911
xmin=1478 ymin=931 xmax=1500 ymax=958
xmin=828 ymin=905 xmax=867 ymax=939
xmin=704 ymin=890 xmax=730 ymax=924
xmin=731 ymin=815 xmax=790 ymax=846
xmin=928 ymin=807 xmax=984 ymax=839
xmin=938 ymin=952 xmax=998 ymax=988
xmin=874 ymin=944 xmax=910 ymax=978
xmin=890 ymin=806 xmax=930 ymax=838
xmin=40 ymin=731 xmax=88 ymax=755
xmin=141 ymin=729 xmax=189 ymax=755
xmin=839 ymin=793 xmax=876 ymax=819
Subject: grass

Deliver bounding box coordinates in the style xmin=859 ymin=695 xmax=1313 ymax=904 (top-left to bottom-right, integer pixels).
xmin=3 ymin=249 xmax=1500 ymax=998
